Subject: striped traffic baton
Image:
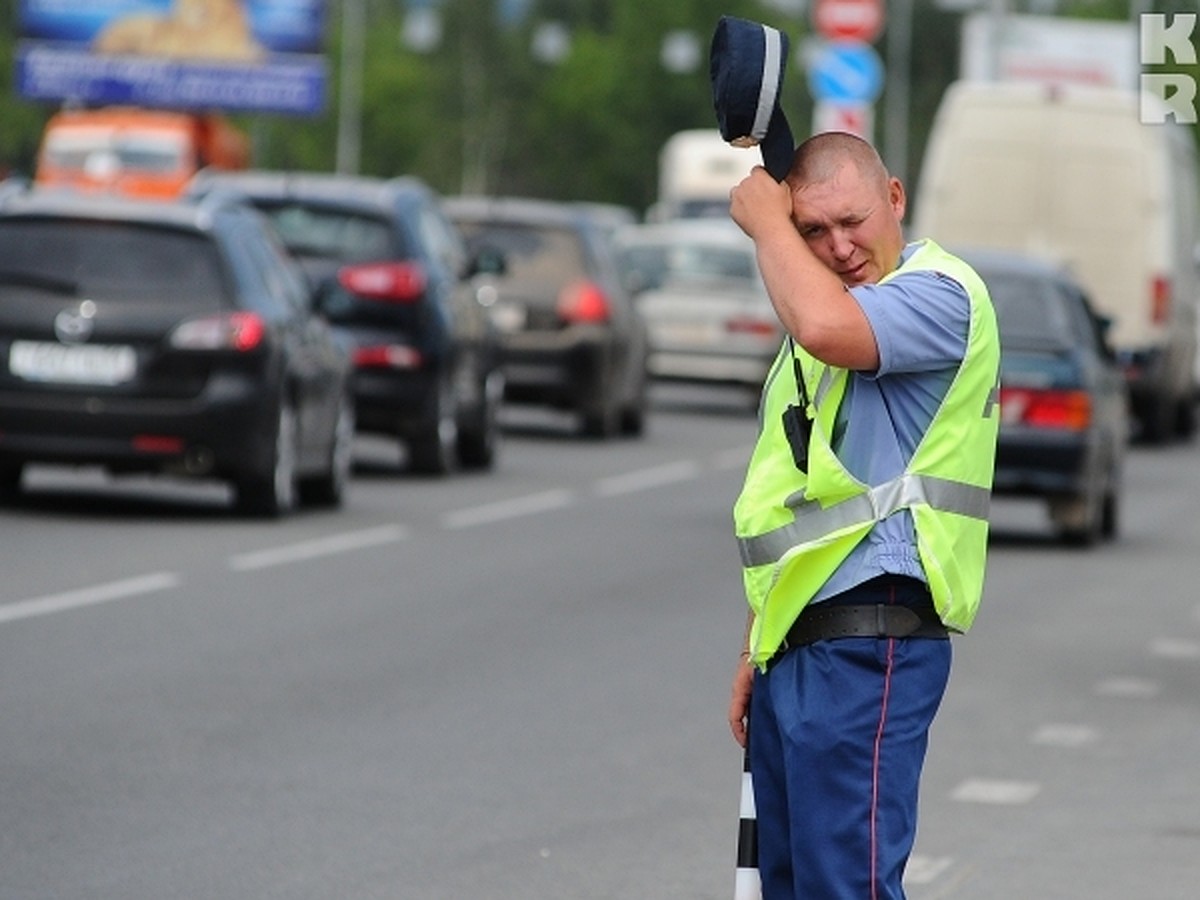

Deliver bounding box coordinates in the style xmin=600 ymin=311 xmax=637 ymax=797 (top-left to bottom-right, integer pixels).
xmin=735 ymin=738 xmax=761 ymax=899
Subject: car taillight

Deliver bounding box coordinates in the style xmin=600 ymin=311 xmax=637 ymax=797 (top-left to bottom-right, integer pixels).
xmin=169 ymin=312 xmax=266 ymax=351
xmin=1151 ymin=274 xmax=1171 ymax=325
xmin=353 ymin=344 xmax=423 ymax=369
xmin=1000 ymin=386 xmax=1092 ymax=430
xmin=338 ymin=262 xmax=427 ymax=302
xmin=132 ymin=435 xmax=185 ymax=454
xmin=726 ymin=314 xmax=779 ymax=337
xmin=557 ymin=280 xmax=610 ymax=324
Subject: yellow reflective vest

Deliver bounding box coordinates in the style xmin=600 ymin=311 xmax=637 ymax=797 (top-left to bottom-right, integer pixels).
xmin=734 ymin=239 xmax=1000 ymax=668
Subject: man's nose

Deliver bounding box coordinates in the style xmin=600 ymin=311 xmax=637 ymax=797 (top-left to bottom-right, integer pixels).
xmin=829 ymin=229 xmax=855 ymax=260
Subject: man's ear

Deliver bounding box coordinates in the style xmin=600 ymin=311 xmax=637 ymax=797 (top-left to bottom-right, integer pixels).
xmin=889 ymin=176 xmax=907 ymax=222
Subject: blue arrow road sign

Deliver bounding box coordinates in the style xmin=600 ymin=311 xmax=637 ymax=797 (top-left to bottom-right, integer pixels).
xmin=807 ymin=40 xmax=884 ymax=104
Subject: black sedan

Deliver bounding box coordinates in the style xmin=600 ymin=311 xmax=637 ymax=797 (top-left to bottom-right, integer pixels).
xmin=967 ymin=248 xmax=1131 ymax=545
xmin=190 ymin=172 xmax=503 ymax=475
xmin=444 ymin=196 xmax=649 ymax=438
xmin=0 ymin=186 xmax=355 ymax=517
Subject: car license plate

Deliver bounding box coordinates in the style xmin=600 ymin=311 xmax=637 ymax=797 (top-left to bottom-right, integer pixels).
xmin=490 ymin=302 xmax=527 ymax=334
xmin=654 ymin=321 xmax=718 ymax=347
xmin=8 ymin=341 xmax=137 ymax=386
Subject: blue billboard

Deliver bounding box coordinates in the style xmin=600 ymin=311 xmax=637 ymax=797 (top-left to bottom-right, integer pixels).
xmin=16 ymin=0 xmax=329 ymax=115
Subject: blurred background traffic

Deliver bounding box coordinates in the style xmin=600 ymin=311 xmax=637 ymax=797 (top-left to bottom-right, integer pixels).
xmin=0 ymin=0 xmax=1197 ymax=539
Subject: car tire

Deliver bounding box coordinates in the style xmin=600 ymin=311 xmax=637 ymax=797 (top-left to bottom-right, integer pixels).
xmin=1052 ymin=491 xmax=1102 ymax=547
xmin=300 ymin=391 xmax=355 ymax=507
xmin=580 ymin=400 xmax=620 ymax=439
xmin=458 ymin=369 xmax=503 ymax=470
xmin=409 ymin=378 xmax=459 ymax=475
xmin=1175 ymin=394 xmax=1197 ymax=439
xmin=1100 ymin=487 xmax=1119 ymax=540
xmin=235 ymin=400 xmax=299 ymax=518
xmin=619 ymin=368 xmax=649 ymax=437
xmin=0 ymin=462 xmax=23 ymax=500
xmin=1139 ymin=393 xmax=1175 ymax=444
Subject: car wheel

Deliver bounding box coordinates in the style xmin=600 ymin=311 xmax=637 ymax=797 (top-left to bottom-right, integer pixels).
xmin=1100 ymin=487 xmax=1119 ymax=540
xmin=1175 ymin=394 xmax=1197 ymax=439
xmin=1051 ymin=490 xmax=1102 ymax=547
xmin=0 ymin=462 xmax=23 ymax=500
xmin=1139 ymin=393 xmax=1175 ymax=444
xmin=580 ymin=400 xmax=620 ymax=439
xmin=619 ymin=367 xmax=649 ymax=437
xmin=300 ymin=391 xmax=355 ymax=507
xmin=458 ymin=369 xmax=503 ymax=470
xmin=409 ymin=378 xmax=459 ymax=475
xmin=235 ymin=400 xmax=299 ymax=518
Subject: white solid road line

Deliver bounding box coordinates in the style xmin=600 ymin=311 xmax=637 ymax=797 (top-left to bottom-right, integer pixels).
xmin=228 ymin=524 xmax=410 ymax=571
xmin=0 ymin=571 xmax=181 ymax=625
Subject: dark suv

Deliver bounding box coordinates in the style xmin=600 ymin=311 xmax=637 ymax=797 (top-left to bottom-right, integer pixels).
xmin=0 ymin=186 xmax=355 ymax=516
xmin=190 ymin=172 xmax=503 ymax=474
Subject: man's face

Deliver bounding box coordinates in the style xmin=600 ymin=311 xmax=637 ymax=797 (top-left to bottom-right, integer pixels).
xmin=789 ymin=163 xmax=906 ymax=287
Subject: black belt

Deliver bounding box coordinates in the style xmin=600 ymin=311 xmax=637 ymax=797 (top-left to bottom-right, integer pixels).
xmin=771 ymin=601 xmax=948 ymax=666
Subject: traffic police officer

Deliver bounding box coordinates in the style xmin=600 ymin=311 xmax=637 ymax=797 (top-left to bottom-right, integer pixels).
xmin=724 ymin=129 xmax=1000 ymax=899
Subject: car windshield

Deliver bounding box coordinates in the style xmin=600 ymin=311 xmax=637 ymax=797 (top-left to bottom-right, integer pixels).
xmin=619 ymin=240 xmax=757 ymax=292
xmin=455 ymin=221 xmax=586 ymax=283
xmin=256 ymin=202 xmax=396 ymax=263
xmin=0 ymin=220 xmax=226 ymax=305
xmin=984 ymin=271 xmax=1074 ymax=348
xmin=44 ymin=129 xmax=189 ymax=175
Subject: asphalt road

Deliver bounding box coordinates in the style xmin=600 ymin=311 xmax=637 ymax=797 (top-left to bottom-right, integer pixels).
xmin=0 ymin=385 xmax=1197 ymax=900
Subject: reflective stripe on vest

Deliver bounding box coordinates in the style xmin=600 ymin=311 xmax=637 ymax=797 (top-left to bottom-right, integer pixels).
xmin=737 ymin=473 xmax=991 ymax=568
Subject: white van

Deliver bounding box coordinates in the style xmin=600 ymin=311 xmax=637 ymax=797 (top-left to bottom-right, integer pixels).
xmin=913 ymin=80 xmax=1199 ymax=442
xmin=648 ymin=129 xmax=757 ymax=222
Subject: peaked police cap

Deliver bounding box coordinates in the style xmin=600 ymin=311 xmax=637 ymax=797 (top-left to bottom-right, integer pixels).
xmin=710 ymin=15 xmax=795 ymax=182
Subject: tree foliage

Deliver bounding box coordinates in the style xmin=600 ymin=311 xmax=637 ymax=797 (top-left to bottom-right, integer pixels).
xmin=1 ymin=0 xmax=1188 ymax=217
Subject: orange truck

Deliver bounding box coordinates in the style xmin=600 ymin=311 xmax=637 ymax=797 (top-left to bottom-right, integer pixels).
xmin=34 ymin=107 xmax=250 ymax=200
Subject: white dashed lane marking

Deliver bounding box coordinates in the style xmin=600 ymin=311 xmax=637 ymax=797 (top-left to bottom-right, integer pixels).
xmin=593 ymin=460 xmax=701 ymax=497
xmin=1030 ymin=723 xmax=1100 ymax=748
xmin=0 ymin=449 xmax=741 ymax=625
xmin=1149 ymin=637 xmax=1200 ymax=660
xmin=441 ymin=488 xmax=576 ymax=529
xmin=950 ymin=778 xmax=1041 ymax=805
xmin=1094 ymin=677 xmax=1162 ymax=699
xmin=904 ymin=855 xmax=955 ymax=885
xmin=228 ymin=524 xmax=410 ymax=571
xmin=0 ymin=572 xmax=181 ymax=624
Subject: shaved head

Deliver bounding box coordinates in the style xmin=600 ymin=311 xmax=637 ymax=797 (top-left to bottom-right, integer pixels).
xmin=787 ymin=132 xmax=891 ymax=194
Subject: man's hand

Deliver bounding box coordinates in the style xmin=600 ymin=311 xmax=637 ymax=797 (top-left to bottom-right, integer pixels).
xmin=729 ymin=165 xmax=793 ymax=243
xmin=728 ymin=654 xmax=755 ymax=748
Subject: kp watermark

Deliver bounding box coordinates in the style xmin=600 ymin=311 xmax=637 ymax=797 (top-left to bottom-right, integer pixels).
xmin=1141 ymin=13 xmax=1198 ymax=124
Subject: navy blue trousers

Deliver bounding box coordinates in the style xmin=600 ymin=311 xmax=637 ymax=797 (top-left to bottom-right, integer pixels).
xmin=749 ymin=582 xmax=951 ymax=900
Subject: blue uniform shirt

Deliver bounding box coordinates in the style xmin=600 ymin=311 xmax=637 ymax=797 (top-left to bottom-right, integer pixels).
xmin=812 ymin=242 xmax=971 ymax=603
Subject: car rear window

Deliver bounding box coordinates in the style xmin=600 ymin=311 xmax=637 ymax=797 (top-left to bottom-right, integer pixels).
xmin=255 ymin=202 xmax=397 ymax=263
xmin=984 ymin=271 xmax=1075 ymax=347
xmin=455 ymin=221 xmax=587 ymax=284
xmin=619 ymin=241 xmax=757 ymax=291
xmin=0 ymin=219 xmax=226 ymax=305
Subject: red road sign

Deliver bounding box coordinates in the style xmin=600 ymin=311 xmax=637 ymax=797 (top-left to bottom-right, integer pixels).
xmin=813 ymin=0 xmax=884 ymax=43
